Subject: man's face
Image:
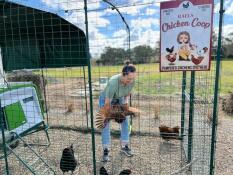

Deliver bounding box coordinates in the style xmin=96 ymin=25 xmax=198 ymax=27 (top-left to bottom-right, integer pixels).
xmin=179 ymin=34 xmax=189 ymax=44
xmin=124 ymin=72 xmax=136 ymax=85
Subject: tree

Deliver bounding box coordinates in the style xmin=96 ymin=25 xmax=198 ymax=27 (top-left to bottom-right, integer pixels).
xmin=220 ymin=32 xmax=233 ymax=59
xmin=100 ymin=47 xmax=127 ymax=65
xmin=212 ymin=31 xmax=218 ymax=47
xmin=222 ymin=37 xmax=233 ymax=58
xmin=132 ymin=45 xmax=154 ymax=64
xmin=99 ymin=45 xmax=156 ymax=65
xmin=211 ymin=31 xmax=233 ymax=59
xmin=154 ymin=41 xmax=160 ymax=63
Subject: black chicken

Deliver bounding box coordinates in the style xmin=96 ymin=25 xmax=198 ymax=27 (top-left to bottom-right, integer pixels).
xmin=99 ymin=167 xmax=131 ymax=175
xmin=119 ymin=169 xmax=132 ymax=175
xmin=60 ymin=144 xmax=78 ymax=174
xmin=99 ymin=166 xmax=109 ymax=175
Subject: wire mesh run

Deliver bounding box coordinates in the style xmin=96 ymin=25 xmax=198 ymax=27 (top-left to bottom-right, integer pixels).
xmin=0 ymin=0 xmax=222 ymax=175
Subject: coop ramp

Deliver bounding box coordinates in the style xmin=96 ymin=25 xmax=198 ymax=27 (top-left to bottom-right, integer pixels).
xmin=6 ymin=132 xmax=55 ymax=175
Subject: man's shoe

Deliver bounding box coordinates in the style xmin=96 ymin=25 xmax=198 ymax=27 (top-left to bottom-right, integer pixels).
xmin=120 ymin=145 xmax=133 ymax=157
xmin=102 ymin=148 xmax=110 ymax=162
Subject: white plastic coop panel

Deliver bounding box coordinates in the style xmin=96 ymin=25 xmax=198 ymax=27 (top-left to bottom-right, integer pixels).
xmin=0 ymin=87 xmax=43 ymax=135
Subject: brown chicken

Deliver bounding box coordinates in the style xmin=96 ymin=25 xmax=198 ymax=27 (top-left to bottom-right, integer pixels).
xmin=96 ymin=104 xmax=140 ymax=129
xmin=159 ymin=125 xmax=180 ymax=141
xmin=65 ymin=103 xmax=75 ymax=114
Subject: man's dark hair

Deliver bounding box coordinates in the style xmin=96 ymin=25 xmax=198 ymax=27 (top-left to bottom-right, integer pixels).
xmin=122 ymin=60 xmax=136 ymax=76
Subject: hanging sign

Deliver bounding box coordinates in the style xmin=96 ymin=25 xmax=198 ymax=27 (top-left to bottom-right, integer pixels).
xmin=160 ymin=0 xmax=213 ymax=72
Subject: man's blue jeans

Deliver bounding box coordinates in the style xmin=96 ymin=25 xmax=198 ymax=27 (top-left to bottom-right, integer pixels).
xmin=99 ymin=94 xmax=129 ymax=149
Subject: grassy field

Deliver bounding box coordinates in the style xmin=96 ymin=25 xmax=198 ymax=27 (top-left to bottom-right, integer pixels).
xmin=35 ymin=60 xmax=233 ymax=95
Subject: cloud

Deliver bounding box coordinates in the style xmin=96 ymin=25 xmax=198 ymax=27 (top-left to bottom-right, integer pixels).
xmin=153 ymin=0 xmax=173 ymax=7
xmin=103 ymin=1 xmax=159 ymax=17
xmin=41 ymin=0 xmax=110 ymax=57
xmin=113 ymin=29 xmax=127 ymax=38
xmin=63 ymin=7 xmax=110 ymax=33
xmin=104 ymin=4 xmax=143 ymax=16
xmin=88 ymin=11 xmax=110 ymax=28
xmin=145 ymin=8 xmax=159 ymax=16
xmin=131 ymin=18 xmax=159 ymax=29
xmin=223 ymin=24 xmax=233 ymax=37
xmin=131 ymin=29 xmax=160 ymax=49
xmin=41 ymin=0 xmax=109 ymax=29
xmin=89 ymin=28 xmax=108 ymax=57
xmin=225 ymin=1 xmax=233 ymax=16
xmin=109 ymin=26 xmax=160 ymax=52
xmin=41 ymin=0 xmax=100 ymax=11
xmin=214 ymin=2 xmax=220 ymax=14
xmin=41 ymin=0 xmax=61 ymax=9
xmin=214 ymin=24 xmax=233 ymax=38
xmin=119 ymin=6 xmax=140 ymax=16
xmin=64 ymin=11 xmax=85 ymax=30
xmin=215 ymin=0 xmax=233 ymax=15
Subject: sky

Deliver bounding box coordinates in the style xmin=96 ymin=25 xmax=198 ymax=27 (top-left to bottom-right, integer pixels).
xmin=8 ymin=0 xmax=233 ymax=57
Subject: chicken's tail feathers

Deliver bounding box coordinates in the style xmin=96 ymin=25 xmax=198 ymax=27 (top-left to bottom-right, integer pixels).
xmin=119 ymin=169 xmax=131 ymax=175
xmin=99 ymin=166 xmax=109 ymax=175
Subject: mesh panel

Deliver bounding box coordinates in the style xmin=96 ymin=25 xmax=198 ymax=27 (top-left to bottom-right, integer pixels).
xmin=0 ymin=0 xmax=225 ymax=175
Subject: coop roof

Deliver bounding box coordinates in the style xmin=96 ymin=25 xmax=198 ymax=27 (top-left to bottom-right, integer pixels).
xmin=0 ymin=0 xmax=88 ymax=71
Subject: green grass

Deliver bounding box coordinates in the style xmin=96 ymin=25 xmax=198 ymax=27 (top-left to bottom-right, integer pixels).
xmin=219 ymin=61 xmax=233 ymax=94
xmin=34 ymin=60 xmax=233 ymax=95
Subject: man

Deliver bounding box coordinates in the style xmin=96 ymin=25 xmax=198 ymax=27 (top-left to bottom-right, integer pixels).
xmin=98 ymin=61 xmax=136 ymax=162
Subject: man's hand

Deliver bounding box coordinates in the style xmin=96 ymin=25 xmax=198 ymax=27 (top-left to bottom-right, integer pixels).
xmin=124 ymin=95 xmax=130 ymax=105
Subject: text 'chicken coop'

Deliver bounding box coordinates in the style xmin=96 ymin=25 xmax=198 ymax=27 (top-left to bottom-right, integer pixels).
xmin=160 ymin=0 xmax=213 ymax=72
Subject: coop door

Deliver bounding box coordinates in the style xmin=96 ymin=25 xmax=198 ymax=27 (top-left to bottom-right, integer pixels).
xmin=4 ymin=101 xmax=27 ymax=131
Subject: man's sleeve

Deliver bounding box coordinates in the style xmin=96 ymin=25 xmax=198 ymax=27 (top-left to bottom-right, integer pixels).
xmin=105 ymin=82 xmax=116 ymax=99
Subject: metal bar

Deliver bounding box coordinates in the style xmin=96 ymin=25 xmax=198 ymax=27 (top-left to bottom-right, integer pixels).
xmin=102 ymin=0 xmax=130 ymax=59
xmin=12 ymin=133 xmax=55 ymax=174
xmin=128 ymin=29 xmax=130 ymax=58
xmin=7 ymin=145 xmax=36 ymax=175
xmin=0 ymin=106 xmax=9 ymax=175
xmin=129 ymin=93 xmax=133 ymax=134
xmin=171 ymin=158 xmax=198 ymax=175
xmin=181 ymin=71 xmax=186 ymax=140
xmin=83 ymin=0 xmax=97 ymax=174
xmin=83 ymin=66 xmax=89 ymax=128
xmin=41 ymin=69 xmax=49 ymax=124
xmin=210 ymin=0 xmax=224 ymax=174
xmin=188 ymin=71 xmax=195 ymax=162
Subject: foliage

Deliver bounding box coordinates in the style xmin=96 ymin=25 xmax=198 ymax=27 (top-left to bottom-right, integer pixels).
xmin=99 ymin=45 xmax=155 ymax=65
xmin=132 ymin=45 xmax=155 ymax=64
xmin=212 ymin=31 xmax=233 ymax=59
xmin=99 ymin=47 xmax=127 ymax=65
xmin=222 ymin=32 xmax=233 ymax=58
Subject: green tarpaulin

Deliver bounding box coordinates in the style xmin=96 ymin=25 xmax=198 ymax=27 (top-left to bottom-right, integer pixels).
xmin=0 ymin=0 xmax=88 ymax=71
